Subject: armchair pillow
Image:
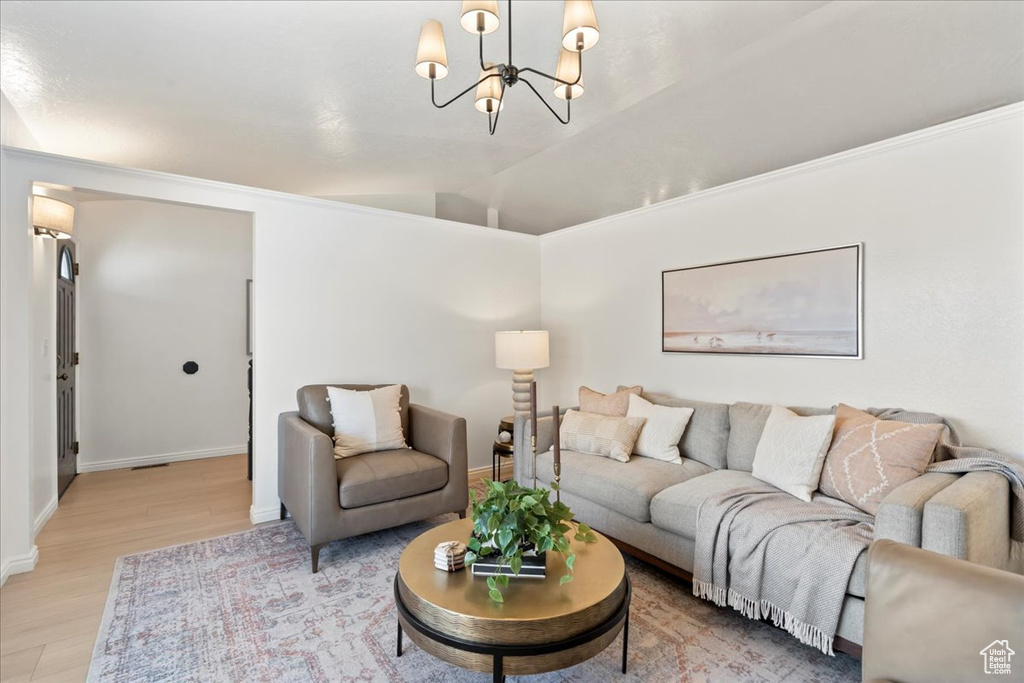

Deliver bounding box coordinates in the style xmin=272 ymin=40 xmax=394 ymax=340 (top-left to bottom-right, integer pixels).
xmin=557 ymin=409 xmax=646 ymax=463
xmin=751 ymin=405 xmax=836 ymax=501
xmin=327 ymin=384 xmax=407 ymax=458
xmin=626 ymin=393 xmax=694 ymax=464
xmin=818 ymin=404 xmax=943 ymax=514
xmin=579 ymin=385 xmax=643 ymax=417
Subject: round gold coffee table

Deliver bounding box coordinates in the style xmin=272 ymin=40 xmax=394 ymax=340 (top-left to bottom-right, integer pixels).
xmin=394 ymin=518 xmax=630 ymax=682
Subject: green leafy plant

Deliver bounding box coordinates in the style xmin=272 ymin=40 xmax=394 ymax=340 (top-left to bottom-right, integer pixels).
xmin=465 ymin=479 xmax=597 ymax=603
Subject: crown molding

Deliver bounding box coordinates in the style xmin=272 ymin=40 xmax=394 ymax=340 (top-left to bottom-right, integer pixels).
xmin=0 ymin=146 xmax=537 ymax=243
xmin=542 ymin=102 xmax=1024 ymax=240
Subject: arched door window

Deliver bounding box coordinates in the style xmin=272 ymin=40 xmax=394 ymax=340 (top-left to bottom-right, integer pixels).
xmin=58 ymin=246 xmax=75 ymax=282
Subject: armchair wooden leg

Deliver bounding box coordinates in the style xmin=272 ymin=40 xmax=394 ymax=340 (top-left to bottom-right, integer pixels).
xmin=311 ymin=543 xmax=326 ymax=573
xmin=280 ymin=503 xmax=287 ymax=520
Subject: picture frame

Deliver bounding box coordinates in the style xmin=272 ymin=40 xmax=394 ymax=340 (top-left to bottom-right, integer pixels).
xmin=662 ymin=243 xmax=862 ymax=358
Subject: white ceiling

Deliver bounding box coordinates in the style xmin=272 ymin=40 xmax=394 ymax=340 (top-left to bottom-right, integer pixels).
xmin=2 ymin=1 xmax=1022 ymax=233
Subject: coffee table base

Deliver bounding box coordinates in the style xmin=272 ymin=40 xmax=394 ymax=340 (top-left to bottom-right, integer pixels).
xmin=395 ymin=574 xmax=630 ymax=682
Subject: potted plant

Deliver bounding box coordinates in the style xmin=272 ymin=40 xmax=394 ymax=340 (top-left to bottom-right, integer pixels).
xmin=465 ymin=479 xmax=597 ymax=603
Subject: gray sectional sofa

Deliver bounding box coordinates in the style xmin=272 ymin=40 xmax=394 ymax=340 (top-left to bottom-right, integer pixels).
xmin=513 ymin=391 xmax=1016 ymax=653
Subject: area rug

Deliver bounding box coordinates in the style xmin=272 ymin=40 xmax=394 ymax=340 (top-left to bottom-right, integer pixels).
xmin=88 ymin=515 xmax=861 ymax=682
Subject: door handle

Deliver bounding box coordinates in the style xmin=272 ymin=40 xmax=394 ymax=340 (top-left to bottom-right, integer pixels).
xmin=58 ymin=373 xmax=69 ymax=381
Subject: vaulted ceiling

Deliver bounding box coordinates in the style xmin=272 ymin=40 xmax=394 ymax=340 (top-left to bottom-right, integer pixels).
xmin=2 ymin=1 xmax=1022 ymax=233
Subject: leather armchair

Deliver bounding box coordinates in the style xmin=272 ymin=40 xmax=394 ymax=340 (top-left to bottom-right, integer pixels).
xmin=278 ymin=384 xmax=468 ymax=572
xmin=862 ymin=539 xmax=1024 ymax=683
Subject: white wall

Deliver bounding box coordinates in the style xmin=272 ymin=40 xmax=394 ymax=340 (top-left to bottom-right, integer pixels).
xmin=1 ymin=91 xmax=40 ymax=150
xmin=1 ymin=148 xmax=540 ymax=582
xmin=74 ymin=200 xmax=253 ymax=470
xmin=540 ymin=107 xmax=1024 ymax=457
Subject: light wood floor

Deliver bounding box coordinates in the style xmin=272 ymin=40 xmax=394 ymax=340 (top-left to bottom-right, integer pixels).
xmin=0 ymin=454 xmax=253 ymax=682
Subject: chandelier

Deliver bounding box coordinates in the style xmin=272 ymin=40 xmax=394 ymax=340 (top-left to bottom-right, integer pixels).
xmin=415 ymin=0 xmax=600 ymax=135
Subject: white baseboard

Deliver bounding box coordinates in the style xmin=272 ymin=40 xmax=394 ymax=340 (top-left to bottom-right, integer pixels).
xmin=0 ymin=546 xmax=39 ymax=587
xmin=77 ymin=445 xmax=246 ymax=473
xmin=468 ymin=465 xmax=493 ymax=485
xmin=33 ymin=496 xmax=58 ymax=538
xmin=250 ymin=504 xmax=281 ymax=525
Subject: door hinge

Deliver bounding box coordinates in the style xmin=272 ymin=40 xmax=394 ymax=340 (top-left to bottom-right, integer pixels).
xmin=73 ymin=441 xmax=80 ymax=455
xmin=73 ymin=262 xmax=80 ymax=276
xmin=74 ymin=352 xmax=80 ymax=365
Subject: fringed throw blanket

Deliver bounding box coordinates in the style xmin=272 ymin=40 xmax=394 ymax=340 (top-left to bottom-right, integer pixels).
xmin=693 ymin=485 xmax=873 ymax=655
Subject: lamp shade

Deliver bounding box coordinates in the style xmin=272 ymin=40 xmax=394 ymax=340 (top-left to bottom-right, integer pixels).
xmin=495 ymin=331 xmax=550 ymax=370
xmin=561 ymin=0 xmax=600 ymax=51
xmin=460 ymin=0 xmax=499 ymax=34
xmin=32 ymin=195 xmax=74 ymax=239
xmin=474 ymin=64 xmax=503 ymax=113
xmin=415 ymin=19 xmax=449 ymax=79
xmin=553 ymin=48 xmax=584 ymax=100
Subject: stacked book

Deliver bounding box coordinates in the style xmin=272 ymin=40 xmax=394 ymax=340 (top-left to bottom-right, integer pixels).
xmin=434 ymin=541 xmax=467 ymax=572
xmin=470 ymin=551 xmax=547 ymax=578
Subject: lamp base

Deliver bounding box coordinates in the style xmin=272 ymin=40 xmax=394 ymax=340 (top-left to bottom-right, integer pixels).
xmin=512 ymin=369 xmax=534 ymax=414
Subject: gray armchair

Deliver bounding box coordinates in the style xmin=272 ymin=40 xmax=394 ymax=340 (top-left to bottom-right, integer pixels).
xmin=279 ymin=384 xmax=468 ymax=572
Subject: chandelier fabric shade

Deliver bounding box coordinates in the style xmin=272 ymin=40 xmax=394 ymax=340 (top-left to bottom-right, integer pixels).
xmin=415 ymin=20 xmax=449 ymax=79
xmin=553 ymin=48 xmax=584 ymax=100
xmin=474 ymin=64 xmax=503 ymax=113
xmin=561 ymin=0 xmax=600 ymax=51
xmin=32 ymin=195 xmax=75 ymax=239
xmin=460 ymin=0 xmax=500 ymax=34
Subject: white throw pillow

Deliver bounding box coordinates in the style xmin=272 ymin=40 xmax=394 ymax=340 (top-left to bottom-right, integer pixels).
xmin=554 ymin=410 xmax=647 ymax=463
xmin=327 ymin=385 xmax=407 ymax=458
xmin=751 ymin=405 xmax=836 ymax=501
xmin=626 ymin=394 xmax=694 ymax=464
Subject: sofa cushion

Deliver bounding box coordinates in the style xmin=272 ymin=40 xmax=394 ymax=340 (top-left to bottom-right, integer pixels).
xmin=640 ymin=392 xmax=731 ymax=470
xmin=298 ymin=384 xmax=410 ymax=438
xmin=650 ymin=469 xmax=762 ymax=539
xmin=726 ymin=401 xmax=833 ymax=472
xmin=335 ymin=448 xmax=446 ymax=509
xmin=537 ymin=449 xmax=713 ymax=522
xmin=579 ymin=385 xmax=642 ymax=416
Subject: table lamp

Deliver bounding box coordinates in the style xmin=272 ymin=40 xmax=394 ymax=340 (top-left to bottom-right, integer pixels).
xmin=495 ymin=330 xmax=549 ymax=415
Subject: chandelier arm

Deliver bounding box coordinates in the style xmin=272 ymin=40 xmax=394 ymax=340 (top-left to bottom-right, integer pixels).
xmin=519 ymin=50 xmax=583 ymax=87
xmin=488 ymin=79 xmax=508 ymax=136
xmin=519 ymin=76 xmax=570 ymax=125
xmin=431 ymin=73 xmax=503 ymax=109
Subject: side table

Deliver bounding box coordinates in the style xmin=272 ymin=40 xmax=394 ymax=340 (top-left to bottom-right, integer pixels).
xmin=491 ymin=415 xmax=514 ymax=482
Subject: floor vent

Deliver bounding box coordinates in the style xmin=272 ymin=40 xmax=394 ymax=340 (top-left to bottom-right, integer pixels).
xmin=131 ymin=463 xmax=170 ymax=471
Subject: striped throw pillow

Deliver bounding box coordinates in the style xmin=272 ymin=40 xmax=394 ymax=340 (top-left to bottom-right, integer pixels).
xmin=556 ymin=410 xmax=646 ymax=463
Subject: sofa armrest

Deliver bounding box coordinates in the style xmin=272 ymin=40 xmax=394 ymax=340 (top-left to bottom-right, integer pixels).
xmin=862 ymin=539 xmax=1024 ymax=683
xmin=922 ymin=471 xmax=1011 ymax=571
xmin=278 ymin=412 xmax=338 ymax=546
xmin=409 ymin=404 xmax=467 ymax=469
xmin=874 ymin=472 xmax=959 ymax=546
xmin=409 ymin=403 xmax=467 ymax=513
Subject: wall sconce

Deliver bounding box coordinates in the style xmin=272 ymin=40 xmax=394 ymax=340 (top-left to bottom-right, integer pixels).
xmin=32 ymin=195 xmax=75 ymax=239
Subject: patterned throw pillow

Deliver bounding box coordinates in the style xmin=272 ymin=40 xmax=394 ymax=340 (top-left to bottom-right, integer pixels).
xmin=556 ymin=410 xmax=647 ymax=463
xmin=751 ymin=405 xmax=836 ymax=502
xmin=578 ymin=385 xmax=643 ymax=417
xmin=626 ymin=394 xmax=694 ymax=464
xmin=818 ymin=404 xmax=943 ymax=514
xmin=327 ymin=384 xmax=408 ymax=458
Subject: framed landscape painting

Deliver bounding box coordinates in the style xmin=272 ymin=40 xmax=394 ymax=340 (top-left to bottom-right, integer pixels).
xmin=662 ymin=244 xmax=862 ymax=358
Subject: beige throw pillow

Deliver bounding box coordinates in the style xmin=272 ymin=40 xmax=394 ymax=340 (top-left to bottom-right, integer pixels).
xmin=556 ymin=410 xmax=646 ymax=463
xmin=579 ymin=385 xmax=643 ymax=417
xmin=818 ymin=404 xmax=943 ymax=514
xmin=751 ymin=405 xmax=836 ymax=502
xmin=327 ymin=384 xmax=407 ymax=458
xmin=626 ymin=394 xmax=694 ymax=464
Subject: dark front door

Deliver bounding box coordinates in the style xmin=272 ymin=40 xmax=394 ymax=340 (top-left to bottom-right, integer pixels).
xmin=57 ymin=243 xmax=78 ymax=498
